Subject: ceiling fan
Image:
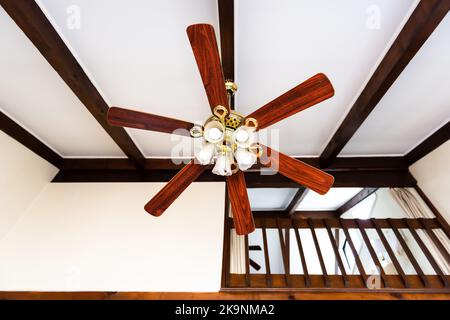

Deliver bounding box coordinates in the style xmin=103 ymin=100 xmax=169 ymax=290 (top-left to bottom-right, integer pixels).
xmin=107 ymin=24 xmax=335 ymax=235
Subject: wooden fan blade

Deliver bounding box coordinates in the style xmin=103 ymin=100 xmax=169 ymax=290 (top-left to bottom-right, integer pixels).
xmin=187 ymin=24 xmax=230 ymax=113
xmin=226 ymin=171 xmax=255 ymax=235
xmin=259 ymin=144 xmax=334 ymax=195
xmin=108 ymin=107 xmax=195 ymax=137
xmin=245 ymin=73 xmax=334 ymax=130
xmin=145 ymin=161 xmax=205 ymax=216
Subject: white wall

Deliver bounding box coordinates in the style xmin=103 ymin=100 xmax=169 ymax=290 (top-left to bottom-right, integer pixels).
xmin=410 ymin=140 xmax=450 ymax=222
xmin=0 ymin=130 xmax=58 ymax=239
xmin=0 ymin=182 xmax=225 ymax=292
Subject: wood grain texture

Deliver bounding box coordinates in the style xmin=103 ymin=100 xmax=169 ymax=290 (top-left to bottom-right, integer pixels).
xmin=320 ymin=0 xmax=450 ymax=166
xmin=387 ymin=219 xmax=429 ymax=287
xmin=324 ymin=219 xmax=349 ymax=287
xmin=404 ymin=219 xmax=448 ymax=287
xmin=227 ymin=274 xmax=450 ymax=292
xmin=253 ymin=211 xmax=341 ymax=220
xmin=58 ymin=156 xmax=408 ymax=171
xmin=336 ymin=187 xmax=378 ymax=215
xmin=245 ymin=73 xmax=334 ymax=130
xmin=108 ymin=107 xmax=195 ymax=136
xmin=372 ymin=219 xmax=409 ymax=288
xmin=0 ymin=111 xmax=62 ymax=167
xmin=285 ymin=188 xmax=307 ymax=215
xmin=218 ymin=0 xmax=234 ymax=81
xmin=414 ymin=186 xmax=450 ymax=239
xmin=259 ymin=144 xmax=334 ymax=194
xmin=405 ymin=121 xmax=450 ymax=165
xmin=308 ymin=218 xmax=329 ymax=287
xmin=356 ymin=220 xmax=389 ymax=287
xmin=1 ymin=291 xmax=449 ymax=300
xmin=249 ymin=217 xmax=441 ymax=230
xmin=52 ymin=167 xmax=415 ymax=187
xmin=187 ymin=24 xmax=230 ymax=113
xmin=226 ymin=171 xmax=255 ymax=235
xmin=0 ymin=0 xmax=145 ymax=168
xmin=144 ymin=161 xmax=205 ymax=216
xmin=340 ymin=222 xmax=367 ymax=285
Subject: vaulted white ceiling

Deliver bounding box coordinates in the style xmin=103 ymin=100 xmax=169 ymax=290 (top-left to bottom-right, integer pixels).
xmin=341 ymin=12 xmax=450 ymax=156
xmin=235 ymin=0 xmax=419 ymax=156
xmin=1 ymin=0 xmax=448 ymax=158
xmin=0 ymin=5 xmax=125 ymax=157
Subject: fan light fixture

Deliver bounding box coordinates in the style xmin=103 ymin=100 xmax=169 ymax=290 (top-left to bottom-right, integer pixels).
xmin=194 ymin=105 xmax=259 ymax=176
xmin=106 ymin=23 xmax=336 ymax=235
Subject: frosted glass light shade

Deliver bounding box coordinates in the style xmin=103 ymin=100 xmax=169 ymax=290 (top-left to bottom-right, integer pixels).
xmin=212 ymin=153 xmax=233 ymax=176
xmin=204 ymin=120 xmax=224 ymax=143
xmin=233 ymin=126 xmax=255 ymax=148
xmin=235 ymin=148 xmax=257 ymax=171
xmin=196 ymin=143 xmax=216 ymax=165
xmin=235 ymin=130 xmax=249 ymax=143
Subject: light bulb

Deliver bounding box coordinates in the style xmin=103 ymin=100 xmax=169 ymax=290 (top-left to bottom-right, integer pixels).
xmin=233 ymin=126 xmax=255 ymax=148
xmin=235 ymin=129 xmax=249 ymax=143
xmin=235 ymin=148 xmax=257 ymax=171
xmin=204 ymin=120 xmax=224 ymax=143
xmin=212 ymin=152 xmax=233 ymax=176
xmin=196 ymin=143 xmax=215 ymax=165
xmin=208 ymin=128 xmax=222 ymax=141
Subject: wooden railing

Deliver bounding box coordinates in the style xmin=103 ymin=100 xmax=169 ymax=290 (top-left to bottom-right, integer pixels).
xmin=222 ymin=217 xmax=450 ymax=292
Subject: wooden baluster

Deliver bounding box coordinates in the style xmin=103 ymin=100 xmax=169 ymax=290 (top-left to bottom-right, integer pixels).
xmin=324 ymin=219 xmax=349 ymax=287
xmin=261 ymin=219 xmax=272 ymax=288
xmin=356 ymin=219 xmax=389 ymax=288
xmin=276 ymin=218 xmax=291 ymax=287
xmin=420 ymin=218 xmax=450 ymax=265
xmin=292 ymin=220 xmax=311 ymax=287
xmin=372 ymin=219 xmax=409 ymax=288
xmin=285 ymin=227 xmax=290 ymax=275
xmin=308 ymin=218 xmax=330 ymax=287
xmin=244 ymin=234 xmax=250 ymax=287
xmin=387 ymin=219 xmax=429 ymax=288
xmin=339 ymin=219 xmax=367 ymax=286
xmin=404 ymin=219 xmax=448 ymax=287
xmin=221 ymin=198 xmax=231 ymax=288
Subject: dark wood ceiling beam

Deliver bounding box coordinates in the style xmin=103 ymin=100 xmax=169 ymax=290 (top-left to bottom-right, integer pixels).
xmin=0 ymin=0 xmax=145 ymax=168
xmin=285 ymin=188 xmax=308 ymax=216
xmin=52 ymin=168 xmax=416 ymax=187
xmin=56 ymin=156 xmax=416 ymax=187
xmin=60 ymin=156 xmax=407 ymax=171
xmin=218 ymin=0 xmax=235 ymax=110
xmin=320 ymin=0 xmax=450 ymax=167
xmin=245 ymin=171 xmax=415 ymax=188
xmin=254 ymin=210 xmax=340 ymax=220
xmin=405 ymin=121 xmax=449 ymax=166
xmin=218 ymin=0 xmax=234 ymax=81
xmin=336 ymin=187 xmax=378 ymax=215
xmin=0 ymin=111 xmax=63 ymax=167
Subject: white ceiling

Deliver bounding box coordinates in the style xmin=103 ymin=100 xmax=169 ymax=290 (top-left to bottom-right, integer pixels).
xmin=235 ymin=0 xmax=419 ymax=156
xmin=342 ymin=12 xmax=450 ymax=156
xmin=0 ymin=6 xmax=125 ymax=157
xmin=37 ymin=0 xmax=220 ymax=158
xmin=248 ymin=188 xmax=297 ymax=211
xmin=248 ymin=187 xmax=363 ymax=211
xmin=2 ymin=0 xmax=448 ymax=158
xmin=298 ymin=188 xmax=362 ymax=211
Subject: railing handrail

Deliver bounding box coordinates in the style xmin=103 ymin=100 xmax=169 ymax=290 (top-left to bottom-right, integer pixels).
xmin=223 ymin=217 xmax=450 ymax=292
